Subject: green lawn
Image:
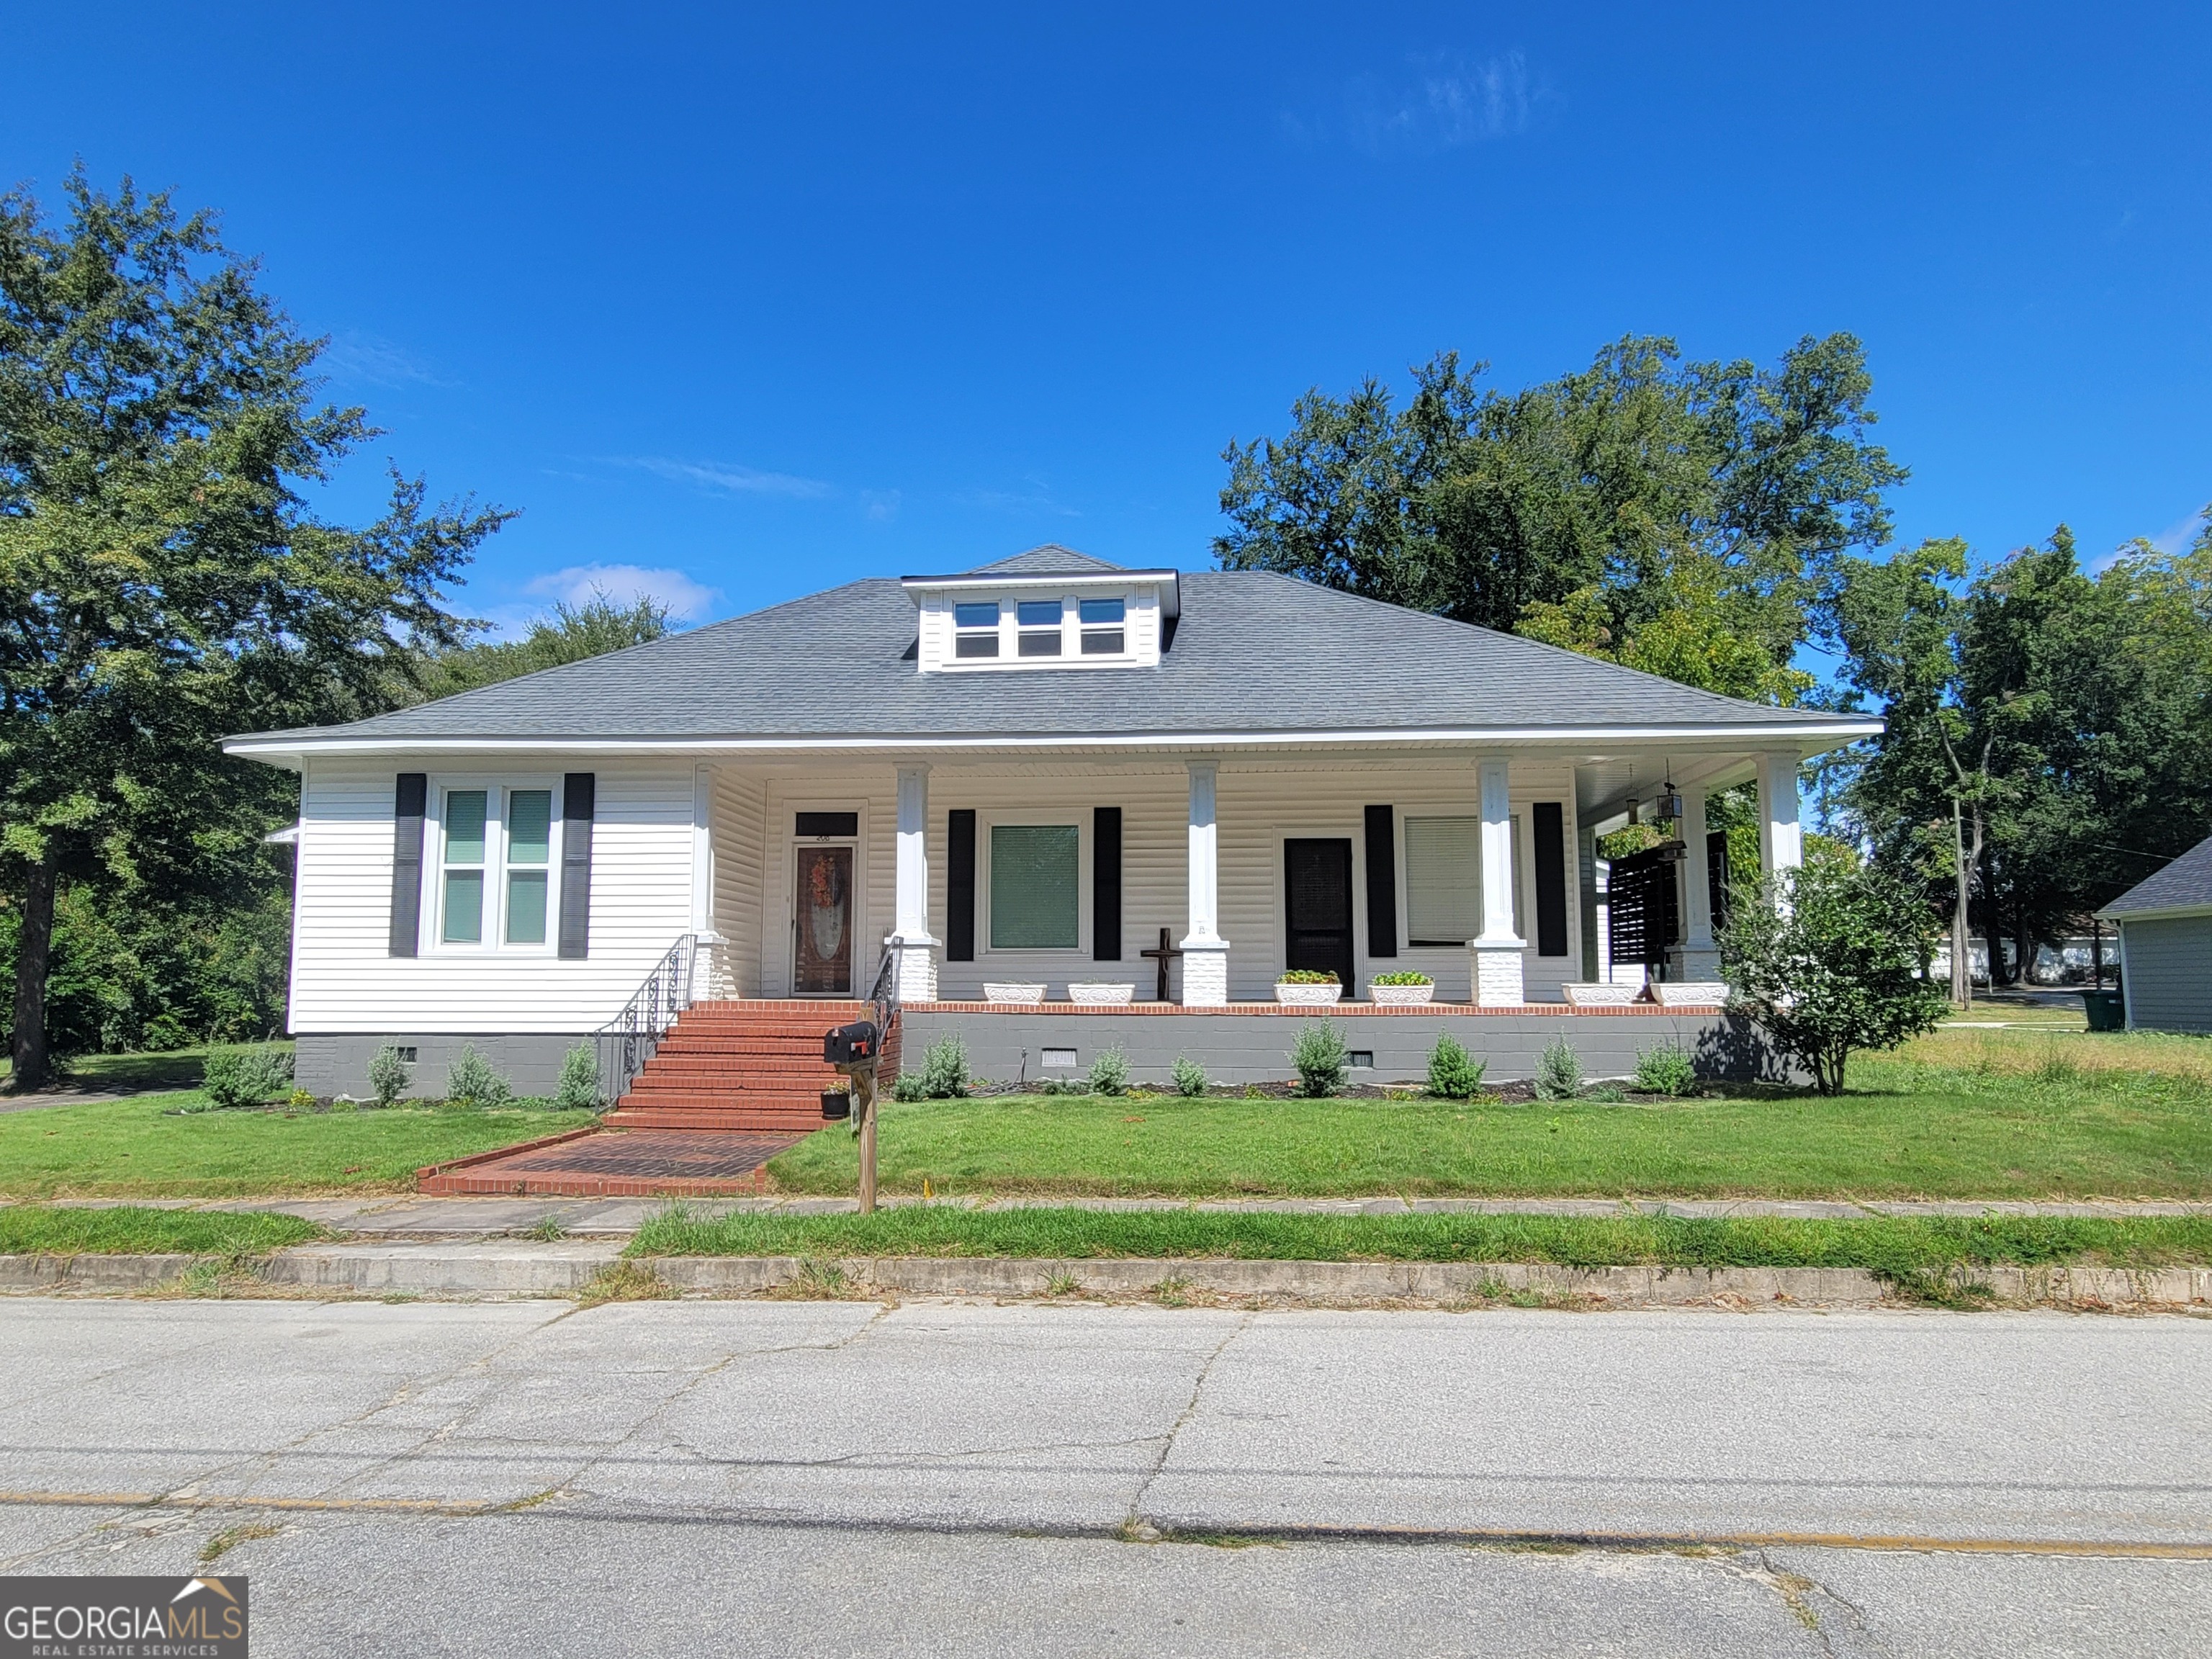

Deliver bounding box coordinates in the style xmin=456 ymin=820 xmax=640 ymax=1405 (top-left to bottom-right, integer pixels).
xmin=765 ymin=1043 xmax=2212 ymax=1200
xmin=0 ymin=1093 xmax=593 ymax=1198
xmin=0 ymin=1044 xmax=253 ymax=1094
xmin=0 ymin=1204 xmax=328 ymax=1256
xmin=629 ymin=1206 xmax=2212 ymax=1275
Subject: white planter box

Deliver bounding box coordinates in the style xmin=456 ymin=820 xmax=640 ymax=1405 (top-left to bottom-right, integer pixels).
xmin=1654 ymin=981 xmax=1729 ymax=1008
xmin=1066 ymin=981 xmax=1136 ymax=1005
xmin=1274 ymin=981 xmax=1344 ymax=1007
xmin=983 ymin=981 xmax=1046 ymax=1006
xmin=1370 ymin=983 xmax=1435 ymax=1007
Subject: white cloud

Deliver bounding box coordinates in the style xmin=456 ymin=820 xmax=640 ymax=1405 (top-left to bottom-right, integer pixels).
xmin=1295 ymin=51 xmax=1539 ymax=156
xmin=2149 ymin=505 xmax=2207 ymax=556
xmin=958 ymin=481 xmax=1079 ymax=518
xmin=862 ymin=488 xmax=902 ymax=523
xmin=523 ymin=562 xmax=722 ymax=624
xmin=618 ymin=456 xmax=831 ymax=498
xmin=320 ymin=331 xmax=449 ymax=389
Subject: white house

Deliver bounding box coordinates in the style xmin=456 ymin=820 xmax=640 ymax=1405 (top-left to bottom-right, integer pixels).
xmin=227 ymin=547 xmax=1878 ymax=1110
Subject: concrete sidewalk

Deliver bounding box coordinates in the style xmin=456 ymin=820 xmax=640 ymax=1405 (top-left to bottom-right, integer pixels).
xmin=43 ymin=1190 xmax=2212 ymax=1237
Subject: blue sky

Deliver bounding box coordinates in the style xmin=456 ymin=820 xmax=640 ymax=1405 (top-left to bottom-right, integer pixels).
xmin=9 ymin=3 xmax=2208 ymax=634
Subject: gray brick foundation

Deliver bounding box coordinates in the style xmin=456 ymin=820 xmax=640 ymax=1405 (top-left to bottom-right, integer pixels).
xmin=296 ymin=1033 xmax=593 ymax=1102
xmin=896 ymin=1006 xmax=1790 ymax=1087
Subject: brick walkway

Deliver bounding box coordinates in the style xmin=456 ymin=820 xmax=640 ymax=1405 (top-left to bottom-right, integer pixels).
xmin=417 ymin=1128 xmax=806 ymax=1198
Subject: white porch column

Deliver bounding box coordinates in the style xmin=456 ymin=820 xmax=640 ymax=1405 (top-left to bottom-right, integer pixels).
xmin=1758 ymin=751 xmax=1803 ymax=904
xmin=1179 ymin=758 xmax=1230 ymax=1006
xmin=1674 ymin=786 xmax=1720 ymax=981
xmin=1472 ymin=755 xmax=1525 ymax=1007
xmin=889 ymin=764 xmax=939 ymax=1002
xmin=690 ymin=765 xmax=732 ymax=998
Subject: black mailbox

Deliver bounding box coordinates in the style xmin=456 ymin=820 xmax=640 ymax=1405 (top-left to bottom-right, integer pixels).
xmin=824 ymin=1020 xmax=878 ymax=1067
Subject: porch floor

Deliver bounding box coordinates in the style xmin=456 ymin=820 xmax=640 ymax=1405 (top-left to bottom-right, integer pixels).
xmin=418 ymin=1128 xmax=805 ymax=1198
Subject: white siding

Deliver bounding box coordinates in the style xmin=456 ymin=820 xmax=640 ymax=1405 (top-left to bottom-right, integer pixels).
xmin=289 ymin=758 xmax=696 ymax=1033
xmin=711 ymin=769 xmax=767 ymax=996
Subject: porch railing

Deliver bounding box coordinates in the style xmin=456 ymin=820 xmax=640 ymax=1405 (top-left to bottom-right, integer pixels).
xmin=594 ymin=932 xmax=696 ymax=1107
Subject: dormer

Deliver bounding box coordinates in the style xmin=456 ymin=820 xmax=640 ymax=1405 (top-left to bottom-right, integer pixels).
xmin=902 ymin=548 xmax=1181 ymax=674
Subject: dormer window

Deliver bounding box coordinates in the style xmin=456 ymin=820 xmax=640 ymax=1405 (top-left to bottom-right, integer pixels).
xmin=1017 ymin=599 xmax=1064 ymax=657
xmin=954 ymin=601 xmax=1001 ymax=658
xmin=1079 ymin=597 xmax=1125 ymax=655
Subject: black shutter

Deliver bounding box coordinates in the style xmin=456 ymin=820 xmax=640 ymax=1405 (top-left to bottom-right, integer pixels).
xmin=1533 ymin=802 xmax=1568 ymax=958
xmin=1362 ymin=805 xmax=1397 ymax=958
xmin=388 ymin=773 xmax=427 ymax=957
xmin=558 ymin=773 xmax=595 ymax=960
xmin=1093 ymin=806 xmax=1123 ymax=961
xmin=947 ymin=809 xmax=976 ymax=961
xmin=1707 ymin=830 xmax=1730 ymax=932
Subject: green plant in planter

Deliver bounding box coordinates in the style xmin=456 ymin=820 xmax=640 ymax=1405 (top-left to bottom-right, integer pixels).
xmin=1277 ymin=968 xmax=1340 ymax=984
xmin=1290 ymin=1020 xmax=1349 ymax=1097
xmin=1426 ymin=1035 xmax=1486 ymax=1100
xmin=1371 ymin=971 xmax=1433 ymax=986
xmin=1170 ymin=1055 xmax=1208 ymax=1097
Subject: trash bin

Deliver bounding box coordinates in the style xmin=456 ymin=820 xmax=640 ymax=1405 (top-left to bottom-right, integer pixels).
xmin=2080 ymin=988 xmax=2126 ymax=1032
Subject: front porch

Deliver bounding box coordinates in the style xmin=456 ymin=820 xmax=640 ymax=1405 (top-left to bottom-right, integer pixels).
xmin=679 ymin=742 xmax=1807 ymax=1017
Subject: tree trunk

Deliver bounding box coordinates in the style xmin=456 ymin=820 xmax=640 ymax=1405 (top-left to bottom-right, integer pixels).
xmin=9 ymin=860 xmax=55 ymax=1092
xmin=1982 ymin=853 xmax=2007 ymax=989
xmin=1950 ymin=800 xmax=1972 ymax=1007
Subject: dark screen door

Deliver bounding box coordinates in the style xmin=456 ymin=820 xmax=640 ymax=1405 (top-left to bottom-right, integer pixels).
xmin=1284 ymin=839 xmax=1356 ymax=989
xmin=794 ymin=845 xmax=853 ymax=994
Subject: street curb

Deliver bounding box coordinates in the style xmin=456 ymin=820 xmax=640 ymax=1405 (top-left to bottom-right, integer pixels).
xmin=2 ymin=1248 xmax=2208 ymax=1308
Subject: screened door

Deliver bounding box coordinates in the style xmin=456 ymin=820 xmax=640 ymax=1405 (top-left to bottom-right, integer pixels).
xmin=1284 ymin=838 xmax=1356 ymax=989
xmin=793 ymin=845 xmax=854 ymax=994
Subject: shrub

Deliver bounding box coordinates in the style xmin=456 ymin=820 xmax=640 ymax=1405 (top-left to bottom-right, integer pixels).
xmin=367 ymin=1046 xmax=410 ymax=1108
xmin=889 ymin=1069 xmax=927 ymax=1102
xmin=445 ymin=1046 xmax=514 ymax=1109
xmin=1170 ymin=1055 xmax=1208 ymax=1098
xmin=199 ymin=1043 xmax=294 ymax=1110
xmin=1635 ymin=1041 xmax=1698 ymax=1097
xmin=1291 ymin=1020 xmax=1348 ymax=1097
xmin=555 ymin=1043 xmax=603 ymax=1111
xmin=1426 ymin=1035 xmax=1486 ymax=1100
xmin=1087 ymin=1047 xmax=1130 ymax=1097
xmin=1722 ymin=860 xmax=1950 ymax=1094
xmin=1277 ymin=968 xmax=1339 ymax=984
xmin=1371 ymin=971 xmax=1433 ymax=986
xmin=920 ymin=1036 xmax=969 ymax=1100
xmin=1534 ymin=1038 xmax=1582 ymax=1101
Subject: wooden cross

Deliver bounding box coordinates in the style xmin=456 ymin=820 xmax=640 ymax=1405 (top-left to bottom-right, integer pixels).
xmin=1140 ymin=926 xmax=1183 ymax=1003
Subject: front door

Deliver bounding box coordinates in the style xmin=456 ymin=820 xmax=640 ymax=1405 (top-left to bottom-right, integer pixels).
xmin=793 ymin=844 xmax=855 ymax=994
xmin=1284 ymin=838 xmax=1357 ymax=991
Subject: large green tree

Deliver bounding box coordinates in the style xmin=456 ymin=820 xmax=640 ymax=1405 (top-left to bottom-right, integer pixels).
xmin=1215 ymin=333 xmax=1905 ymax=701
xmin=1 ymin=172 xmax=505 ymax=1088
xmin=1822 ymin=522 xmax=2212 ymax=994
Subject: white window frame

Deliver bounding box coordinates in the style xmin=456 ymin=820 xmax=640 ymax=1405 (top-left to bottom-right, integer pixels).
xmin=927 ymin=587 xmax=1143 ymax=673
xmin=424 ymin=775 xmax=563 ymax=957
xmin=1398 ymin=811 xmax=1524 ymax=949
xmin=980 ymin=812 xmax=1089 ymax=957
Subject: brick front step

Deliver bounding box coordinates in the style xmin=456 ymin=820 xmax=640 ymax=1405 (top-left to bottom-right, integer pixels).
xmin=593 ymin=1000 xmax=878 ymax=1136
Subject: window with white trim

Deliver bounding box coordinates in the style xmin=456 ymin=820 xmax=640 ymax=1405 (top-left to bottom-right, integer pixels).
xmin=1079 ymin=595 xmax=1125 ymax=655
xmin=433 ymin=783 xmax=560 ymax=952
xmin=1017 ymin=598 xmax=1064 ymax=657
xmin=989 ymin=823 xmax=1081 ymax=949
xmin=954 ymin=601 xmax=1001 ymax=658
xmin=1403 ymin=815 xmax=1521 ymax=946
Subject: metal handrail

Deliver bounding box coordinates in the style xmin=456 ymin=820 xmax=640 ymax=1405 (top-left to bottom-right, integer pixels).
xmin=594 ymin=933 xmax=697 ymax=1107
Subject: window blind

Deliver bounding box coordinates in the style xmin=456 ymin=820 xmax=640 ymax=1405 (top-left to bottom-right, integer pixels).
xmin=1404 ymin=816 xmax=1482 ymax=946
xmin=991 ymin=824 xmax=1079 ymax=949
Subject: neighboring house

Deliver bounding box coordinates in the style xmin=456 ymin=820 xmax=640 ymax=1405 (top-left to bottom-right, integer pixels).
xmin=226 ymin=547 xmax=1879 ymax=1104
xmin=2098 ymin=835 xmax=2212 ymax=1035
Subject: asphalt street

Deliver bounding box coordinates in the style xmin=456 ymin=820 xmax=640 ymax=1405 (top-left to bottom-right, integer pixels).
xmin=1 ymin=1296 xmax=2206 ymax=1655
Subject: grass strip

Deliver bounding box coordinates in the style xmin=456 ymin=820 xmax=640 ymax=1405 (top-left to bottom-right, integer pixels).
xmin=626 ymin=1207 xmax=2212 ymax=1275
xmin=0 ymin=1204 xmax=329 ymax=1257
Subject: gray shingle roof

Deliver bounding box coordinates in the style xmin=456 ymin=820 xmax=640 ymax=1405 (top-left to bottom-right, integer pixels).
xmin=2102 ymin=835 xmax=2212 ymax=917
xmin=232 ymin=552 xmax=1866 ymax=748
xmin=955 ymin=545 xmax=1137 ymax=577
